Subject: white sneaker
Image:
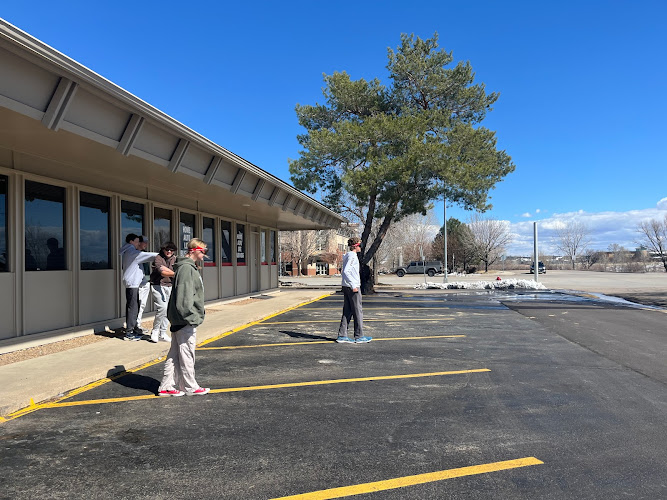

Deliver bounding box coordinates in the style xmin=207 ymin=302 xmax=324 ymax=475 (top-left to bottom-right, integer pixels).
xmin=160 ymin=333 xmax=171 ymax=342
xmin=149 ymin=332 xmax=159 ymax=343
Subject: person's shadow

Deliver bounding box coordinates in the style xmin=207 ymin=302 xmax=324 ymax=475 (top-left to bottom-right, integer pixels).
xmin=107 ymin=365 xmax=160 ymax=395
xmin=279 ymin=330 xmax=332 ymax=341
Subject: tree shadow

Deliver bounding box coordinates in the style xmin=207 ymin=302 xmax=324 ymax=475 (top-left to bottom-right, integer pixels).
xmin=279 ymin=330 xmax=332 ymax=341
xmin=106 ymin=365 xmax=160 ymax=395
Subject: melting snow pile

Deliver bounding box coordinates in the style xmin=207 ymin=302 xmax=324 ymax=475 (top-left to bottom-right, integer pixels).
xmin=414 ymin=279 xmax=547 ymax=290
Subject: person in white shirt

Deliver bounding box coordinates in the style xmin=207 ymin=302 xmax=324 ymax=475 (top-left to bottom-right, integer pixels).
xmin=336 ymin=237 xmax=372 ymax=344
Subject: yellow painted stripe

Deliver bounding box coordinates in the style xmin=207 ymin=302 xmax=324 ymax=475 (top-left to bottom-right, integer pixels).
xmin=198 ymin=335 xmax=466 ymax=350
xmin=198 ymin=293 xmax=333 ymax=347
xmin=271 ymin=457 xmax=543 ymax=499
xmin=43 ymin=369 xmax=489 ymax=408
xmin=298 ymin=307 xmax=460 ymax=311
xmin=259 ymin=318 xmax=455 ymax=325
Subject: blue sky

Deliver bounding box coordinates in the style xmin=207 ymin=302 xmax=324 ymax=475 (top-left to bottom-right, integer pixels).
xmin=3 ymin=1 xmax=666 ymax=255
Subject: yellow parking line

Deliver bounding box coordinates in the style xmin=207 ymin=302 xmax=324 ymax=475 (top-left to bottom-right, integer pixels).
xmin=259 ymin=318 xmax=455 ymax=325
xmin=42 ymin=369 xmax=490 ymax=409
xmin=298 ymin=307 xmax=460 ymax=311
xmin=198 ymin=293 xmax=333 ymax=347
xmin=198 ymin=335 xmax=466 ymax=350
xmin=271 ymin=457 xmax=543 ymax=499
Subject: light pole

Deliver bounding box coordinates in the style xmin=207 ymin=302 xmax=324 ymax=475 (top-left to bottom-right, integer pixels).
xmin=443 ymin=196 xmax=448 ymax=283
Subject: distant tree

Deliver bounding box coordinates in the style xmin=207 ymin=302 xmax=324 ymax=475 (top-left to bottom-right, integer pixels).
xmin=461 ymin=213 xmax=512 ymax=272
xmin=290 ymin=33 xmax=515 ymax=293
xmin=432 ymin=217 xmax=475 ymax=272
xmin=582 ymin=248 xmax=603 ymax=270
xmin=281 ymin=231 xmax=317 ymax=276
xmin=636 ymin=215 xmax=667 ymax=271
xmin=554 ymin=221 xmax=591 ymax=270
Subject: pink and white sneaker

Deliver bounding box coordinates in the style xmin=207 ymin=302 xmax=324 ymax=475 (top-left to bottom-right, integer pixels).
xmin=187 ymin=387 xmax=210 ymax=396
xmin=158 ymin=389 xmax=185 ymax=397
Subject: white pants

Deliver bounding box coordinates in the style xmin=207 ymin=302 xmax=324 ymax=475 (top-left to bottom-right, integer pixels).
xmin=151 ymin=285 xmax=172 ymax=337
xmin=159 ymin=325 xmax=200 ymax=393
xmin=136 ymin=281 xmax=151 ymax=325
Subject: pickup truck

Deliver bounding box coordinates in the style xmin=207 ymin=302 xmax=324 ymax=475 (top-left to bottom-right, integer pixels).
xmin=395 ymin=261 xmax=443 ymax=277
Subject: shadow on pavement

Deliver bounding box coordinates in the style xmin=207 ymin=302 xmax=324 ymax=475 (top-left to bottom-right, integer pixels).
xmin=279 ymin=330 xmax=332 ymax=341
xmin=107 ymin=365 xmax=160 ymax=395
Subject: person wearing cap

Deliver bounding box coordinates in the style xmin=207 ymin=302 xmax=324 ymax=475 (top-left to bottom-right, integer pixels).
xmin=336 ymin=236 xmax=372 ymax=344
xmin=119 ymin=233 xmax=158 ymax=341
xmin=158 ymin=238 xmax=210 ymax=397
xmin=149 ymin=241 xmax=177 ymax=343
xmin=135 ymin=235 xmax=152 ymax=334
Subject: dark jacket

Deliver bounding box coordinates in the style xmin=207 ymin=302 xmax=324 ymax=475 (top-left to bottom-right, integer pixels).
xmin=167 ymin=257 xmax=205 ymax=328
xmin=150 ymin=253 xmax=176 ymax=287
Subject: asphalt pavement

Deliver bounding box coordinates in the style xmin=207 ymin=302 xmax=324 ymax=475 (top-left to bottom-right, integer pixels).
xmin=1 ymin=290 xmax=666 ymax=499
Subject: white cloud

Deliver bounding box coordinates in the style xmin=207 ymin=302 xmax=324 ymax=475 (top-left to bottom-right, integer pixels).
xmin=520 ymin=212 xmax=531 ymax=218
xmin=504 ymin=199 xmax=667 ymax=256
xmin=535 ymin=209 xmax=541 ymax=214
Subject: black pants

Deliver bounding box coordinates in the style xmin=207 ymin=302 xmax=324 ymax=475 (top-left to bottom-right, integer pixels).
xmin=338 ymin=286 xmax=363 ymax=338
xmin=125 ymin=287 xmax=140 ymax=332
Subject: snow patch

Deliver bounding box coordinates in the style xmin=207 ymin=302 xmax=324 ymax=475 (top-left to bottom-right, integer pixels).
xmin=414 ymin=279 xmax=547 ymax=290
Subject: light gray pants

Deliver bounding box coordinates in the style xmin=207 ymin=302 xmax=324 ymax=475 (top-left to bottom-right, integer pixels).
xmin=136 ymin=281 xmax=151 ymax=325
xmin=338 ymin=286 xmax=363 ymax=338
xmin=159 ymin=325 xmax=200 ymax=393
xmin=151 ymin=285 xmax=172 ymax=336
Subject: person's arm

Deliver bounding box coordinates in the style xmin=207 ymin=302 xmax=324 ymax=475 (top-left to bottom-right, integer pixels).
xmin=135 ymin=251 xmax=159 ymax=265
xmin=160 ymin=266 xmax=175 ymax=277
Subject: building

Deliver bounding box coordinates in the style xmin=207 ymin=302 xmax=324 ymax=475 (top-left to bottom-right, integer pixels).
xmin=0 ymin=20 xmax=344 ymax=341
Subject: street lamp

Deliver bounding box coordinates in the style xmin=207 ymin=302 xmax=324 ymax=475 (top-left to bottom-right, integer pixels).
xmin=443 ymin=195 xmax=448 ymax=283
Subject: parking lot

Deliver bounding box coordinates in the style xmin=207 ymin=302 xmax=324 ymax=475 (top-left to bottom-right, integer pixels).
xmin=1 ymin=290 xmax=666 ymax=499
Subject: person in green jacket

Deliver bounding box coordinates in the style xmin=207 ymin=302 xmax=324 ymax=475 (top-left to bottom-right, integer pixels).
xmin=158 ymin=238 xmax=210 ymax=397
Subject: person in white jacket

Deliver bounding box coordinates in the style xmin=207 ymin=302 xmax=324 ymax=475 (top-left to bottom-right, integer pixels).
xmin=119 ymin=233 xmax=158 ymax=340
xmin=336 ymin=237 xmax=372 ymax=344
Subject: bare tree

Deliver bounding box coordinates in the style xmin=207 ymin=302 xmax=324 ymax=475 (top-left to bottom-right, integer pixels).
xmin=280 ymin=230 xmax=317 ymax=275
xmin=462 ymin=213 xmax=512 ymax=272
xmin=637 ymin=215 xmax=667 ymax=271
xmin=554 ymin=221 xmax=591 ymax=270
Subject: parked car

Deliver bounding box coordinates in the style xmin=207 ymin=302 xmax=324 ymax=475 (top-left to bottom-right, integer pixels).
xmin=395 ymin=261 xmax=443 ymax=277
xmin=530 ymin=261 xmax=546 ymax=274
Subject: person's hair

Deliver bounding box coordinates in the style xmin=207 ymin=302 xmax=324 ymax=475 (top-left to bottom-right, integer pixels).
xmin=347 ymin=236 xmax=361 ymax=250
xmin=161 ymin=241 xmax=177 ymax=253
xmin=47 ymin=237 xmax=58 ymax=247
xmin=187 ymin=238 xmax=207 ymax=252
xmin=125 ymin=233 xmax=139 ymax=243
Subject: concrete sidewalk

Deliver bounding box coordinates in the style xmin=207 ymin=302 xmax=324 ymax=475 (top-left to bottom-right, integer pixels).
xmin=0 ymin=289 xmax=332 ymax=418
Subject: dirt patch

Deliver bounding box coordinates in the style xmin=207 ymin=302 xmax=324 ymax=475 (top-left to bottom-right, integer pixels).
xmin=224 ymin=298 xmax=264 ymax=306
xmin=0 ymin=334 xmax=109 ymax=367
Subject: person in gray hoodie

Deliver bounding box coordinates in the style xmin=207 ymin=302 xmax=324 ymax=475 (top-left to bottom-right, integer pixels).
xmin=119 ymin=233 xmax=159 ymax=340
xmin=158 ymin=238 xmax=209 ymax=396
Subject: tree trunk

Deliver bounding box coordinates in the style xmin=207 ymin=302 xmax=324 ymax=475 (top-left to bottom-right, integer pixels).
xmin=360 ymin=263 xmax=374 ymax=295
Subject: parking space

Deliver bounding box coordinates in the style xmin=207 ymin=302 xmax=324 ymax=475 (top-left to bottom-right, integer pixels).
xmin=1 ymin=291 xmax=666 ymax=499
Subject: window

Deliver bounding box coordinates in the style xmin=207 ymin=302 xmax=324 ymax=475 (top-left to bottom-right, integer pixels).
xmin=121 ymin=200 xmax=144 ymax=243
xmin=0 ymin=176 xmax=7 ymax=272
xmin=221 ymin=220 xmax=232 ymax=266
xmin=260 ymin=230 xmax=267 ymax=264
xmin=236 ymin=223 xmax=245 ymax=265
xmin=25 ymin=180 xmax=66 ymax=271
xmin=270 ymin=230 xmax=276 ymax=265
xmin=154 ymin=207 xmax=172 ymax=251
xmin=179 ymin=212 xmax=195 ymax=256
xmin=202 ymin=217 xmax=216 ymax=267
xmin=80 ymin=192 xmax=111 ymax=270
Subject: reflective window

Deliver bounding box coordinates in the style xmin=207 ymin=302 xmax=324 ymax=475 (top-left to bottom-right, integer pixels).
xmin=236 ymin=223 xmax=245 ymax=265
xmin=154 ymin=207 xmax=172 ymax=251
xmin=270 ymin=230 xmax=276 ymax=265
xmin=202 ymin=217 xmax=216 ymax=267
xmin=25 ymin=180 xmax=66 ymax=271
xmin=121 ymin=200 xmax=144 ymax=243
xmin=260 ymin=230 xmax=267 ymax=264
xmin=179 ymin=212 xmax=195 ymax=256
xmin=221 ymin=220 xmax=232 ymax=266
xmin=0 ymin=176 xmax=7 ymax=272
xmin=80 ymin=192 xmax=111 ymax=270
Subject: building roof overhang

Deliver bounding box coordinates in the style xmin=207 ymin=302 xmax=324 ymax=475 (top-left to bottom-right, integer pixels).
xmin=0 ymin=19 xmax=344 ymax=230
